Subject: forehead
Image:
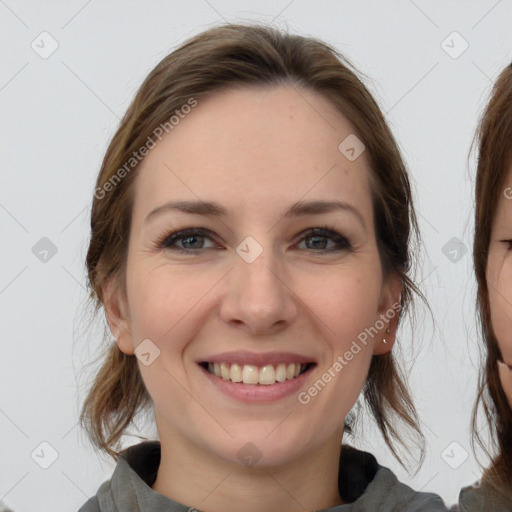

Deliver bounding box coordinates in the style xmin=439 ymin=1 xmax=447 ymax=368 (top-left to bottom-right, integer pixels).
xmin=132 ymin=85 xmax=374 ymax=224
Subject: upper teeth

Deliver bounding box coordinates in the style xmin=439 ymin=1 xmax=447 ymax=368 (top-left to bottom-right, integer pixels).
xmin=206 ymin=362 xmax=306 ymax=385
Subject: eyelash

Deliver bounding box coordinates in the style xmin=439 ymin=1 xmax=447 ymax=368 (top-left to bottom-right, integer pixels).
xmin=155 ymin=226 xmax=352 ymax=254
xmin=500 ymin=239 xmax=512 ymax=249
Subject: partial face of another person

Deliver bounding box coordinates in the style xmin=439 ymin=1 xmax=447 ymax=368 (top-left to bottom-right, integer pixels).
xmin=487 ymin=164 xmax=512 ymax=407
xmin=108 ymin=85 xmax=399 ymax=467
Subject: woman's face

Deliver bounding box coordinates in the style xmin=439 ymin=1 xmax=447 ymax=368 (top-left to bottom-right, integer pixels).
xmin=108 ymin=85 xmax=399 ymax=467
xmin=487 ymin=163 xmax=512 ymax=407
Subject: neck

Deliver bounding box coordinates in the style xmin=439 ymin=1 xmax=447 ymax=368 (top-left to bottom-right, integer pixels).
xmin=151 ymin=422 xmax=345 ymax=512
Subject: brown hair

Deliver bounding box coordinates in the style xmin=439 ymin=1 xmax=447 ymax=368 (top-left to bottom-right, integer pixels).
xmin=80 ymin=22 xmax=425 ymax=466
xmin=472 ymin=63 xmax=512 ymax=487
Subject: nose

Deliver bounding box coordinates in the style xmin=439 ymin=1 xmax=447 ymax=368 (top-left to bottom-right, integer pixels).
xmin=219 ymin=248 xmax=298 ymax=336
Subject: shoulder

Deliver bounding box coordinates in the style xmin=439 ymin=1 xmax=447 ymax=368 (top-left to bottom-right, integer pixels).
xmin=76 ymin=441 xmax=161 ymax=512
xmin=77 ymin=495 xmax=101 ymax=512
xmin=456 ymin=478 xmax=512 ymax=512
xmin=340 ymin=446 xmax=448 ymax=511
xmin=76 ymin=478 xmax=116 ymax=512
xmin=362 ymin=466 xmax=448 ymax=511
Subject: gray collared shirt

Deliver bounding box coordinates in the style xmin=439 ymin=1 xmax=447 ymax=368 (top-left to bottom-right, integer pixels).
xmin=452 ymin=478 xmax=512 ymax=511
xmin=78 ymin=441 xmax=449 ymax=511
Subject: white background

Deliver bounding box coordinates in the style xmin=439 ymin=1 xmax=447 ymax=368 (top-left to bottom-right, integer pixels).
xmin=1 ymin=1 xmax=511 ymax=510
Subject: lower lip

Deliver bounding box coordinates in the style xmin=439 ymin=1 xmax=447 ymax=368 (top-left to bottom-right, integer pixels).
xmin=198 ymin=364 xmax=315 ymax=402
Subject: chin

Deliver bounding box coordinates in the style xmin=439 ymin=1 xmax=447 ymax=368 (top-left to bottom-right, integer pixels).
xmin=210 ymin=425 xmax=316 ymax=469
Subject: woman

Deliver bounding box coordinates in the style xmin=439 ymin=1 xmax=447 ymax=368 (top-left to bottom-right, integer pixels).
xmin=78 ymin=23 xmax=447 ymax=511
xmin=456 ymin=63 xmax=512 ymax=510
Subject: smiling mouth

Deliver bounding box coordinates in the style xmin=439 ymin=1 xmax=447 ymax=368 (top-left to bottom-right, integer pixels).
xmin=199 ymin=361 xmax=315 ymax=385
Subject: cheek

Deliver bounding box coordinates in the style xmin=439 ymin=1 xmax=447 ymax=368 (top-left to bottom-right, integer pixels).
xmin=126 ymin=266 xmax=217 ymax=414
xmin=488 ymin=257 xmax=512 ymax=362
xmin=297 ymin=267 xmax=383 ymax=368
xmin=126 ymin=264 xmax=216 ymax=351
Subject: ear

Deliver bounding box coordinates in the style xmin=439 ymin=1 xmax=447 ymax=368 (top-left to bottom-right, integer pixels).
xmin=102 ymin=276 xmax=135 ymax=355
xmin=373 ymin=274 xmax=402 ymax=356
xmin=497 ymin=360 xmax=512 ymax=409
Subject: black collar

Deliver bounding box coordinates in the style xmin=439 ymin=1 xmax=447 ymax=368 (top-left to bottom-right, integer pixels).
xmin=121 ymin=441 xmax=379 ymax=503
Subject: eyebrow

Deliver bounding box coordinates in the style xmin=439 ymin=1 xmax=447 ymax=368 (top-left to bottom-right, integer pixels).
xmin=144 ymin=199 xmax=366 ymax=229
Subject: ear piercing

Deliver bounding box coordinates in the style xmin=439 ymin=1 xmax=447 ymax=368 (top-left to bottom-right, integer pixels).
xmin=383 ymin=327 xmax=391 ymax=344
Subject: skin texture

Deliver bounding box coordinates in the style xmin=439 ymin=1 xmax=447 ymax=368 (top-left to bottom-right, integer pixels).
xmin=104 ymin=85 xmax=400 ymax=512
xmin=487 ymin=164 xmax=512 ymax=409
